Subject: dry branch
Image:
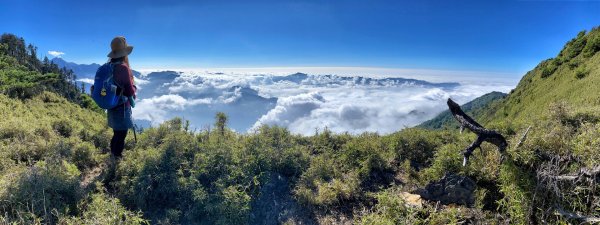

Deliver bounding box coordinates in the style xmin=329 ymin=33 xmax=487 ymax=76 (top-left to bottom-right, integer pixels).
xmin=447 ymin=98 xmax=508 ymax=166
xmin=513 ymin=125 xmax=531 ymax=150
xmin=555 ymin=205 xmax=600 ymax=224
xmin=553 ymin=166 xmax=600 ymax=182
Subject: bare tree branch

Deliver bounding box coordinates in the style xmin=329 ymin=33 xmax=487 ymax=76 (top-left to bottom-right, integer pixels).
xmin=447 ymin=98 xmax=508 ymax=166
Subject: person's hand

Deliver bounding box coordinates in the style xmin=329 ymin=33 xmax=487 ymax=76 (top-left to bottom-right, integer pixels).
xmin=128 ymin=96 xmax=136 ymax=108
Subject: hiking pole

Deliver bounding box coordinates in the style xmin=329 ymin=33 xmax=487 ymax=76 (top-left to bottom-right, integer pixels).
xmin=133 ymin=124 xmax=138 ymax=143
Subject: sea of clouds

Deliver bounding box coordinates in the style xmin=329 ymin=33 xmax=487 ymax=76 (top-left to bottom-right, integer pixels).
xmin=130 ymin=69 xmax=517 ymax=135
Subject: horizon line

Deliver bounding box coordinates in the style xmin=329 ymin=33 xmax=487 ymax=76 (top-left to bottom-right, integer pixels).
xmin=134 ymin=66 xmax=522 ymax=84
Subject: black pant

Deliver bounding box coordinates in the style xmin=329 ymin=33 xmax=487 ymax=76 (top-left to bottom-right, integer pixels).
xmin=110 ymin=129 xmax=128 ymax=157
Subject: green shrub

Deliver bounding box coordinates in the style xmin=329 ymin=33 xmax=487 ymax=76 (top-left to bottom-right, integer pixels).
xmin=540 ymin=63 xmax=557 ymax=78
xmin=71 ymin=142 xmax=105 ymax=171
xmin=60 ymin=188 xmax=148 ymax=225
xmin=497 ymin=160 xmax=534 ymax=225
xmin=384 ymin=128 xmax=450 ymax=168
xmin=574 ymin=65 xmax=589 ymax=79
xmin=559 ymin=30 xmax=587 ymax=60
xmin=52 ymin=119 xmax=73 ymax=137
xmin=567 ymin=59 xmax=580 ymax=69
xmin=358 ymin=187 xmax=417 ymax=225
xmin=294 ymin=155 xmax=339 ymax=206
xmin=420 ymin=142 xmax=465 ymax=183
xmin=78 ymin=93 xmax=103 ymax=113
xmin=208 ymin=185 xmax=251 ymax=225
xmin=583 ymin=31 xmax=600 ymax=57
xmin=34 ymin=126 xmax=54 ymax=140
xmin=0 ymin=123 xmax=28 ymax=140
xmin=0 ymin=160 xmax=82 ymax=224
xmin=3 ymin=82 xmax=44 ymax=99
xmin=91 ymin=129 xmax=111 ymax=151
xmin=572 ymin=123 xmax=600 ymax=167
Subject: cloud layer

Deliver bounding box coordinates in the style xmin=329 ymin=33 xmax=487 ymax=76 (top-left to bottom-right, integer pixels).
xmin=132 ymin=71 xmax=515 ymax=135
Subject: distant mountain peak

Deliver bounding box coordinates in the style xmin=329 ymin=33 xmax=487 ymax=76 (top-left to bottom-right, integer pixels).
xmin=51 ymin=57 xmax=140 ymax=78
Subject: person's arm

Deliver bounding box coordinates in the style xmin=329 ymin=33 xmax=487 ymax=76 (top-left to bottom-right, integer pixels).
xmin=113 ymin=64 xmax=136 ymax=97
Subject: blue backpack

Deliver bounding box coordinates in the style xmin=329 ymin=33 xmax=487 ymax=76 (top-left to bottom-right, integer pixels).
xmin=91 ymin=63 xmax=124 ymax=109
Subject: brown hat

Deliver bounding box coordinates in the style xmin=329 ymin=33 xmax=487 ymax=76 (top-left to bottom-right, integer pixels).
xmin=107 ymin=36 xmax=133 ymax=58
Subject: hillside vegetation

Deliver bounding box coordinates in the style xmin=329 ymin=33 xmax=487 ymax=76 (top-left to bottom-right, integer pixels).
xmin=0 ymin=27 xmax=599 ymax=225
xmin=485 ymin=28 xmax=600 ymax=126
xmin=419 ymin=91 xmax=507 ymax=130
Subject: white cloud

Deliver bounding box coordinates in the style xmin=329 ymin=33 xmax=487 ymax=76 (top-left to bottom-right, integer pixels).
xmin=77 ymin=78 xmax=94 ymax=84
xmin=251 ymin=92 xmax=325 ymax=131
xmin=133 ymin=94 xmax=212 ymax=124
xmin=48 ymin=50 xmax=65 ymax=58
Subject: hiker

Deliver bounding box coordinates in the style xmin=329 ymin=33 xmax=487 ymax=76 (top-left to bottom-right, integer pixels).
xmin=100 ymin=36 xmax=137 ymax=159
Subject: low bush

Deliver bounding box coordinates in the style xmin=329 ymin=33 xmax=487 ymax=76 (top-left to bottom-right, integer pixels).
xmin=574 ymin=65 xmax=589 ymax=79
xmin=0 ymin=160 xmax=82 ymax=224
xmin=52 ymin=119 xmax=73 ymax=138
xmin=59 ymin=188 xmax=148 ymax=225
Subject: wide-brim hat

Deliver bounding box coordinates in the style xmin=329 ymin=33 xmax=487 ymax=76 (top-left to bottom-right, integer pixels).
xmin=107 ymin=36 xmax=133 ymax=58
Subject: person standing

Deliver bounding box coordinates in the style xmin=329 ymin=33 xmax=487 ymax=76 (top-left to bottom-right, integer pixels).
xmin=105 ymin=36 xmax=136 ymax=158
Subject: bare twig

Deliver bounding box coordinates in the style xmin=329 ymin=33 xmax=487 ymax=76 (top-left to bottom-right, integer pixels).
xmin=513 ymin=126 xmax=531 ymax=150
xmin=548 ymin=166 xmax=600 ymax=183
xmin=554 ymin=205 xmax=600 ymax=224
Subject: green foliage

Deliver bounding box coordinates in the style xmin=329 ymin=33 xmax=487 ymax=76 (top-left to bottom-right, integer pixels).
xmin=420 ymin=142 xmax=465 ymax=182
xmin=572 ymin=123 xmax=600 ymax=167
xmin=71 ymin=142 xmax=106 ymax=171
xmin=559 ymin=30 xmax=587 ymax=60
xmin=385 ymin=128 xmax=454 ymax=167
xmin=59 ymin=187 xmax=148 ymax=225
xmin=540 ymin=58 xmax=558 ymax=78
xmin=0 ymin=33 xmax=100 ymax=111
xmin=0 ymin=160 xmax=82 ymax=224
xmin=497 ymin=160 xmax=534 ymax=225
xmin=52 ymin=119 xmax=73 ymax=137
xmin=357 ymin=187 xmax=419 ymax=225
xmin=574 ymin=65 xmax=589 ymax=79
xmin=112 ymin=120 xmax=311 ymax=224
xmin=0 ymin=82 xmax=109 ymax=224
xmin=215 ymin=111 xmax=228 ymax=137
xmin=583 ymin=27 xmax=600 ymax=57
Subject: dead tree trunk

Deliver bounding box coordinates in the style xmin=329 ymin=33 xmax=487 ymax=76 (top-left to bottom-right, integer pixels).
xmin=447 ymin=98 xmax=508 ymax=166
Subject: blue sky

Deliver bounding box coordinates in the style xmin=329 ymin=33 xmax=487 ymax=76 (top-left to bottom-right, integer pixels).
xmin=2 ymin=0 xmax=600 ymax=76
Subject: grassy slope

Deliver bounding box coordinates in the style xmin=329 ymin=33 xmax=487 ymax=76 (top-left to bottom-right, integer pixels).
xmin=0 ymin=91 xmax=151 ymax=224
xmin=484 ymin=28 xmax=600 ymax=127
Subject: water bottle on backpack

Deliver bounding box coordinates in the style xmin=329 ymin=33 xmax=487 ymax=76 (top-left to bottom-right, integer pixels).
xmin=91 ymin=63 xmax=123 ymax=109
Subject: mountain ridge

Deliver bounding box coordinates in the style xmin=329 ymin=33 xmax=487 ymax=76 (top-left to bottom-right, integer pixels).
xmin=418 ymin=91 xmax=507 ymax=129
xmin=51 ymin=57 xmax=142 ymax=79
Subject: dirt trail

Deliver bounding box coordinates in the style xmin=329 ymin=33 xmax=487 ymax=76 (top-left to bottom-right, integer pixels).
xmin=250 ymin=172 xmax=316 ymax=225
xmin=80 ymin=163 xmax=107 ymax=189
